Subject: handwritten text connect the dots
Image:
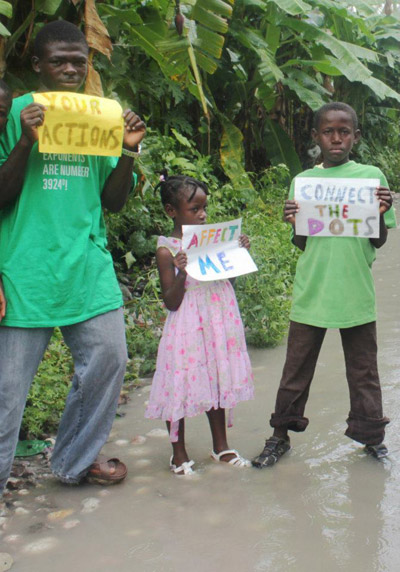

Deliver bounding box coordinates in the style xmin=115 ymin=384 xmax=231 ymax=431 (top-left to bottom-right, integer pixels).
xmin=294 ymin=178 xmax=380 ymax=238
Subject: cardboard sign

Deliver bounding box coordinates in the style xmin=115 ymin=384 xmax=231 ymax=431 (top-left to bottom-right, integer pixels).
xmin=33 ymin=92 xmax=124 ymax=156
xmin=182 ymin=218 xmax=258 ymax=282
xmin=294 ymin=177 xmax=380 ymax=238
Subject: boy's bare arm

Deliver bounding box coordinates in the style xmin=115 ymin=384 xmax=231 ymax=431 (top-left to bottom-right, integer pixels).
xmin=284 ymin=200 xmax=307 ymax=251
xmin=0 ymin=103 xmax=45 ymax=210
xmin=369 ymin=186 xmax=393 ymax=249
xmin=101 ymin=109 xmax=146 ymax=213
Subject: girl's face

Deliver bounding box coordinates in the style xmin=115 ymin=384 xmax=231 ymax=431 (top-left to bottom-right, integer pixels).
xmin=172 ymin=186 xmax=208 ymax=226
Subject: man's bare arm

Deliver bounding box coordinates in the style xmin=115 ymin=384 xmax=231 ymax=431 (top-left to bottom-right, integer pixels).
xmin=101 ymin=109 xmax=146 ymax=213
xmin=0 ymin=103 xmax=45 ymax=210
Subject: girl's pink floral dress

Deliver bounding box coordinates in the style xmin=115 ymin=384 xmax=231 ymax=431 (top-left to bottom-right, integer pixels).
xmin=145 ymin=236 xmax=254 ymax=438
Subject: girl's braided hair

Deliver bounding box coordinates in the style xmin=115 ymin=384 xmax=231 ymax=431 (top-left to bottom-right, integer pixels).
xmin=156 ymin=169 xmax=208 ymax=208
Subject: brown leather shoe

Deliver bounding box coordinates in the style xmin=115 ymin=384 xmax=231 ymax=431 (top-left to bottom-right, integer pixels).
xmin=86 ymin=456 xmax=127 ymax=485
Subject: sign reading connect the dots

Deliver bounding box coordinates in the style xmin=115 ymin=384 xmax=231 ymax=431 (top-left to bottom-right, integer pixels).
xmin=182 ymin=218 xmax=258 ymax=282
xmin=294 ymin=177 xmax=380 ymax=238
xmin=33 ymin=92 xmax=124 ymax=156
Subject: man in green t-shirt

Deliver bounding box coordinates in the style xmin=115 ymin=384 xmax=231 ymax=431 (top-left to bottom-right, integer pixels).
xmin=0 ymin=21 xmax=146 ymax=494
xmin=252 ymin=102 xmax=396 ymax=469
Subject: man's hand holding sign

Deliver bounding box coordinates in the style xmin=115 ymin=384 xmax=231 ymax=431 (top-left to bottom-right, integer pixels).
xmin=31 ymin=92 xmax=145 ymax=157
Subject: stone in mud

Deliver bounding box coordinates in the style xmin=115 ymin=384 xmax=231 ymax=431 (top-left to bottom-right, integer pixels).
xmin=14 ymin=507 xmax=30 ymax=516
xmin=28 ymin=522 xmax=49 ymax=534
xmin=63 ymin=519 xmax=80 ymax=530
xmin=6 ymin=477 xmax=24 ymax=490
xmin=114 ymin=439 xmax=129 ymax=446
xmin=128 ymin=447 xmax=151 ymax=457
xmin=81 ymin=497 xmax=100 ymax=514
xmin=22 ymin=537 xmax=58 ymax=554
xmin=146 ymin=428 xmax=168 ymax=438
xmin=47 ymin=509 xmax=74 ymax=522
xmin=135 ymin=459 xmax=151 ymax=468
xmin=126 ymin=529 xmax=142 ymax=537
xmin=135 ymin=487 xmax=151 ymax=495
xmin=0 ymin=553 xmax=13 ymax=572
xmin=131 ymin=435 xmax=146 ymax=445
xmin=132 ymin=475 xmax=154 ymax=484
xmin=3 ymin=535 xmax=21 ymax=543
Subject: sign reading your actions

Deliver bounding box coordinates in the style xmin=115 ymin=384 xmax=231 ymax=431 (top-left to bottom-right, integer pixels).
xmin=294 ymin=177 xmax=380 ymax=238
xmin=33 ymin=92 xmax=124 ymax=157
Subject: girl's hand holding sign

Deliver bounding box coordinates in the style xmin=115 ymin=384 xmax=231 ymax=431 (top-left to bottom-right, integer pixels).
xmin=173 ymin=251 xmax=188 ymax=275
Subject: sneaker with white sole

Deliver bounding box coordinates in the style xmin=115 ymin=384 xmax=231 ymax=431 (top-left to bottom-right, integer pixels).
xmin=364 ymin=443 xmax=388 ymax=459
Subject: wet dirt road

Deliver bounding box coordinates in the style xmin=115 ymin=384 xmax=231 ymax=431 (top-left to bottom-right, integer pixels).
xmin=2 ymin=228 xmax=400 ymax=572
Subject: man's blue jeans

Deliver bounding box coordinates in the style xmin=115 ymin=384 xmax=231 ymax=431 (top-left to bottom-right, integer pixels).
xmin=0 ymin=308 xmax=127 ymax=494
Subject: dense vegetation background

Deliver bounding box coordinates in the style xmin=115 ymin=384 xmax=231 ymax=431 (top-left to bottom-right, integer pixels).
xmin=2 ymin=0 xmax=400 ymax=436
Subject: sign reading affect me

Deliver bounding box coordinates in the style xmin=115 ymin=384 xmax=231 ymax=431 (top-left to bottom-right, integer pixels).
xmin=294 ymin=177 xmax=380 ymax=238
xmin=33 ymin=92 xmax=124 ymax=156
xmin=182 ymin=218 xmax=258 ymax=282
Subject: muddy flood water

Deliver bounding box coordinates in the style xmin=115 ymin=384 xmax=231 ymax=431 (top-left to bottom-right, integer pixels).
xmin=1 ymin=228 xmax=400 ymax=572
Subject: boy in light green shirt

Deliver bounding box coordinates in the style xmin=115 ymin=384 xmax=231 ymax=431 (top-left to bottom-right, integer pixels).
xmin=253 ymin=102 xmax=396 ymax=468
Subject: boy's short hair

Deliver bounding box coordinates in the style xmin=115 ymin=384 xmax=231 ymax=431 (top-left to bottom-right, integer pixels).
xmin=313 ymin=102 xmax=358 ymax=131
xmin=34 ymin=20 xmax=88 ymax=59
xmin=0 ymin=79 xmax=12 ymax=108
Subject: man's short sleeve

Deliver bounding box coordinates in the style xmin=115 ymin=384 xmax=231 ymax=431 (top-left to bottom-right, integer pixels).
xmin=99 ymin=155 xmax=138 ymax=192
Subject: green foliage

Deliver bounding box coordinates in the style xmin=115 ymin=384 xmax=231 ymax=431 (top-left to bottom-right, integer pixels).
xmin=356 ymin=139 xmax=400 ymax=193
xmin=352 ymin=107 xmax=400 ymax=192
xmin=236 ymin=165 xmax=299 ymax=346
xmin=124 ymin=269 xmax=165 ymax=377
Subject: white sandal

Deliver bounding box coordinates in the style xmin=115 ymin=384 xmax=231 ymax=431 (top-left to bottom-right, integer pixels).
xmin=170 ymin=456 xmax=195 ymax=476
xmin=211 ymin=449 xmax=251 ymax=467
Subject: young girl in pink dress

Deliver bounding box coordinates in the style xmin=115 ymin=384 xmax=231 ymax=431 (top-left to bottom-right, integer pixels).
xmin=145 ymin=174 xmax=254 ymax=475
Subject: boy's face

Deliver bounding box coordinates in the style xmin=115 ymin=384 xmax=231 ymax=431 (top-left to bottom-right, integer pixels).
xmin=0 ymin=89 xmax=11 ymax=133
xmin=312 ymin=110 xmax=360 ymax=168
xmin=32 ymin=41 xmax=88 ymax=92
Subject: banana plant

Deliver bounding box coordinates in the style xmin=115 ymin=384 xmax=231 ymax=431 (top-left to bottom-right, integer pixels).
xmin=214 ymin=0 xmax=400 ymax=174
xmin=99 ymin=0 xmax=233 ymax=119
xmin=97 ymin=0 xmax=255 ymax=190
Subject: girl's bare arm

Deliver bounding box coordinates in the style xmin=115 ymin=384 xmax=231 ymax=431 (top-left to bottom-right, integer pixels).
xmin=157 ymin=248 xmax=187 ymax=311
